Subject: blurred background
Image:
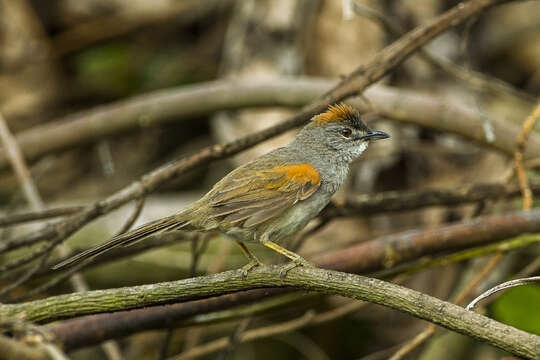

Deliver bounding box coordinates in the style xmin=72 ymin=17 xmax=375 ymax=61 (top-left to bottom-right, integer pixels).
xmin=0 ymin=0 xmax=539 ymax=359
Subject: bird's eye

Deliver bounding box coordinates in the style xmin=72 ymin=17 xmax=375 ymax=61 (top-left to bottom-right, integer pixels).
xmin=340 ymin=128 xmax=352 ymax=138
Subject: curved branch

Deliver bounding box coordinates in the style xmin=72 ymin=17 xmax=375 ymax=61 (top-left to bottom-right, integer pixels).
xmin=2 ymin=266 xmax=539 ymax=359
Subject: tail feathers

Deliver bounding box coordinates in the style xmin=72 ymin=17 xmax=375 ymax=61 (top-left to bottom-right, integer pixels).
xmin=52 ymin=214 xmax=188 ymax=270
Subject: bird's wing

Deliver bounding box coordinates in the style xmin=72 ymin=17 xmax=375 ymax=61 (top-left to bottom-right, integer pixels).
xmin=208 ymin=163 xmax=321 ymax=228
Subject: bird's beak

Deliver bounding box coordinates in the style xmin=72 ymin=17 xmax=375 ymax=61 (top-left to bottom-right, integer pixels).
xmin=358 ymin=130 xmax=390 ymax=141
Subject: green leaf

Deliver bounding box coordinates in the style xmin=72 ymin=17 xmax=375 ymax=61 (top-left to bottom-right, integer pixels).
xmin=491 ymin=284 xmax=540 ymax=335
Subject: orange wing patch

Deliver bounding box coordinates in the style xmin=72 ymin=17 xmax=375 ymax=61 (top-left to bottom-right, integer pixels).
xmin=208 ymin=163 xmax=321 ymax=227
xmin=267 ymin=164 xmax=321 ymax=189
xmin=314 ymin=103 xmax=356 ymax=125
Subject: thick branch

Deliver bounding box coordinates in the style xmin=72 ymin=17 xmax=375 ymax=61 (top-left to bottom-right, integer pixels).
xmin=2 ymin=266 xmax=539 ymax=359
xmin=5 ymin=76 xmax=538 ymax=172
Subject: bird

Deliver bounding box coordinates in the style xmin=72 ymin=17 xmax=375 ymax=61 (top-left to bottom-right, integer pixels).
xmin=53 ymin=103 xmax=389 ymax=277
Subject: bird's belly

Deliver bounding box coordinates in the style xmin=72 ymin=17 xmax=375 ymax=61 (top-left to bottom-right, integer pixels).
xmin=260 ymin=192 xmax=332 ymax=243
xmin=266 ymin=197 xmax=327 ymax=240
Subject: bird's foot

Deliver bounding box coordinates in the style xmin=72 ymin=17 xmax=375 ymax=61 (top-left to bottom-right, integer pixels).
xmin=279 ymin=256 xmax=314 ymax=281
xmin=241 ymin=259 xmax=263 ymax=279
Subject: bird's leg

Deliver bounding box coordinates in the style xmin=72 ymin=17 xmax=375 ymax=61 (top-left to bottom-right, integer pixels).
xmin=262 ymin=240 xmax=314 ymax=280
xmin=235 ymin=241 xmax=263 ymax=278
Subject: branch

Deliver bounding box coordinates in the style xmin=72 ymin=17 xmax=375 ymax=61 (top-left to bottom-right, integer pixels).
xmin=2 ymin=266 xmax=539 ymax=359
xmin=0 ymin=206 xmax=83 ymax=227
xmin=327 ymin=181 xmax=540 ymax=217
xmin=5 ymin=76 xmax=538 ymax=172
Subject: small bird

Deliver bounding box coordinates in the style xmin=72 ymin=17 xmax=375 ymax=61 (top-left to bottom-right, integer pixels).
xmin=53 ymin=103 xmax=389 ymax=276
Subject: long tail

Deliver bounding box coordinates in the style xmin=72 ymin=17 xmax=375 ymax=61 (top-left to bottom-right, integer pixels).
xmin=52 ymin=213 xmax=189 ymax=270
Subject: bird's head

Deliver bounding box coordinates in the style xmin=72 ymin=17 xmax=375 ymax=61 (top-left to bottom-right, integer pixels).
xmin=296 ymin=103 xmax=390 ymax=162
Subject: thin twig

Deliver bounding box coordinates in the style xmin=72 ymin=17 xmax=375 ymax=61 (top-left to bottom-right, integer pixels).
xmin=516 ymin=256 xmax=540 ymax=278
xmin=10 ymin=259 xmax=92 ymax=302
xmin=514 ymin=102 xmax=540 ymax=211
xmin=0 ymin=206 xmax=84 ymax=227
xmin=116 ymin=196 xmax=145 ymax=235
xmin=388 ymin=326 xmax=435 ymax=360
xmin=171 ymin=301 xmax=365 ymax=360
xmin=0 ymin=112 xmax=44 ymax=210
xmin=216 ymin=318 xmax=251 ymax=360
xmin=467 ymin=276 xmax=540 ymax=310
xmin=0 ymin=252 xmax=51 ymax=298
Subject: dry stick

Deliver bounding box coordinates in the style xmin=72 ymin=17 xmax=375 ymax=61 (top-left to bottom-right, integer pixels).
xmin=0 ymin=112 xmax=123 ymax=360
xmin=516 ymin=256 xmax=540 ymax=278
xmin=2 ymin=266 xmax=540 ymax=359
xmin=0 ymin=252 xmax=52 ymax=298
xmin=0 ymin=206 xmax=84 ymax=227
xmin=3 ymin=0 xmax=509 ymax=270
xmin=0 ymin=113 xmax=43 ymax=210
xmin=42 ymin=208 xmax=540 ymax=349
xmin=171 ymin=301 xmax=366 ymax=360
xmin=4 ymin=77 xmax=538 ymax=177
xmin=514 ymin=102 xmax=540 ymax=211
xmin=216 ymin=318 xmax=251 ymax=360
xmin=116 ymin=196 xmax=145 ymax=235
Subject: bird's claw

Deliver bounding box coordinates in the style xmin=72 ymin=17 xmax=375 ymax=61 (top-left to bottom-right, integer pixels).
xmin=241 ymin=259 xmax=263 ymax=279
xmin=279 ymin=257 xmax=314 ymax=281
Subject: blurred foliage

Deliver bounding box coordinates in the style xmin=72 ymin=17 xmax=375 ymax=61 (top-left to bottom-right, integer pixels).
xmin=73 ymin=42 xmax=137 ymax=97
xmin=491 ymin=284 xmax=540 ymax=335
